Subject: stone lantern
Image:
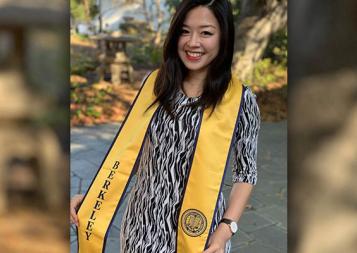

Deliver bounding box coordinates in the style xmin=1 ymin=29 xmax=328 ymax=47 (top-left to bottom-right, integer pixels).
xmin=94 ymin=33 xmax=137 ymax=84
xmin=0 ymin=0 xmax=67 ymax=213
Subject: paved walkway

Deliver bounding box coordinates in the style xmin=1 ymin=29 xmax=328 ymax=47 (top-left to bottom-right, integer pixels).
xmin=70 ymin=121 xmax=287 ymax=253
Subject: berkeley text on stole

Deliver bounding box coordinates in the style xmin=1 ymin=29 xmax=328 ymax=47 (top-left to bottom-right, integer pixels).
xmin=85 ymin=161 xmax=120 ymax=240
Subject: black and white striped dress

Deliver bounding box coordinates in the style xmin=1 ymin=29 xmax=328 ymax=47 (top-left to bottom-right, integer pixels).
xmin=119 ymin=84 xmax=260 ymax=253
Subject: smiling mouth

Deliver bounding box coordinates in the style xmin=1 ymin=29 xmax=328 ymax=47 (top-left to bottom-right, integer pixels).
xmin=185 ymin=51 xmax=204 ymax=61
xmin=186 ymin=51 xmax=204 ymax=57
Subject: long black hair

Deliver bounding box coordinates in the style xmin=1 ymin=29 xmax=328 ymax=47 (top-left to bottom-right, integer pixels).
xmin=147 ymin=0 xmax=235 ymax=118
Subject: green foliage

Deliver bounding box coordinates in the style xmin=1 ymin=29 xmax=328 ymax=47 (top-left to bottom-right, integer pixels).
xmin=71 ymin=0 xmax=86 ymax=21
xmin=70 ymin=54 xmax=97 ymax=76
xmin=119 ymin=17 xmax=162 ymax=68
xmin=86 ymin=105 xmax=101 ymax=118
xmin=249 ymin=27 xmax=287 ymax=87
xmin=70 ymin=87 xmax=107 ymax=120
xmin=250 ymin=58 xmax=286 ymax=87
xmin=76 ymin=33 xmax=89 ymax=40
xmin=264 ymin=28 xmax=287 ymax=66
xmin=165 ymin=0 xmax=241 ymax=18
xmin=70 ymin=82 xmax=83 ymax=90
xmin=119 ymin=19 xmax=152 ymax=38
xmin=230 ymin=0 xmax=241 ymax=19
xmin=127 ymin=43 xmax=162 ymax=69
xmin=90 ymin=3 xmax=99 ymax=18
xmin=165 ymin=0 xmax=181 ymax=14
xmin=71 ymin=0 xmax=98 ymax=21
xmin=70 ymin=89 xmax=80 ymax=102
xmin=91 ymin=90 xmax=107 ymax=104
xmin=75 ymin=108 xmax=82 ymax=117
xmin=71 ymin=87 xmax=107 ymax=105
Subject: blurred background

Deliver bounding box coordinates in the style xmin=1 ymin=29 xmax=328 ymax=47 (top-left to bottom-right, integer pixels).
xmin=0 ymin=0 xmax=69 ymax=252
xmin=3 ymin=0 xmax=355 ymax=252
xmin=289 ymin=0 xmax=357 ymax=253
xmin=70 ymin=0 xmax=288 ymax=252
xmin=70 ymin=0 xmax=287 ymax=126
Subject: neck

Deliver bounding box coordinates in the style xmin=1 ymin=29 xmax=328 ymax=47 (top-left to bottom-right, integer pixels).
xmin=182 ymin=69 xmax=207 ymax=97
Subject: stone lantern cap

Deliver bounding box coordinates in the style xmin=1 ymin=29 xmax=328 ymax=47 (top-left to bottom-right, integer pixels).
xmin=0 ymin=70 xmax=43 ymax=120
xmin=0 ymin=0 xmax=66 ymax=26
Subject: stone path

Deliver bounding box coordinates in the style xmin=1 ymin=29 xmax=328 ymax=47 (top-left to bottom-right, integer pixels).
xmin=70 ymin=121 xmax=287 ymax=253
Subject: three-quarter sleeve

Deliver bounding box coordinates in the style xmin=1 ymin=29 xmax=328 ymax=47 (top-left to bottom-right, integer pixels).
xmin=232 ymin=86 xmax=261 ymax=185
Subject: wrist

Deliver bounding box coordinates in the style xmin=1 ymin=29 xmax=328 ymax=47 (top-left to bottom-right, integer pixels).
xmin=219 ymin=218 xmax=238 ymax=236
xmin=218 ymin=222 xmax=233 ymax=240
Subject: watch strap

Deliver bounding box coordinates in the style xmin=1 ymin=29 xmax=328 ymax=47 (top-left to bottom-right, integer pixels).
xmin=219 ymin=218 xmax=238 ymax=235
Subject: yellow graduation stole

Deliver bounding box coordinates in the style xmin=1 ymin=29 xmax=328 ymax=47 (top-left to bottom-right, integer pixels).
xmin=77 ymin=69 xmax=243 ymax=253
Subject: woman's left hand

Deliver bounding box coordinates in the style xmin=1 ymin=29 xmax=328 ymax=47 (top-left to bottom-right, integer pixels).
xmin=203 ymin=223 xmax=232 ymax=253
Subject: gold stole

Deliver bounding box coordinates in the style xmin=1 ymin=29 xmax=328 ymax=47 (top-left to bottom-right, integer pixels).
xmin=77 ymin=69 xmax=243 ymax=253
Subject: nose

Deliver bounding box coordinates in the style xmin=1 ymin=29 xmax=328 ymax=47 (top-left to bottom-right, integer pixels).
xmin=187 ymin=32 xmax=200 ymax=47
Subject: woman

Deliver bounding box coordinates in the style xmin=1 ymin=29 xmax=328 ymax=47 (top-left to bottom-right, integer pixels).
xmin=71 ymin=0 xmax=260 ymax=252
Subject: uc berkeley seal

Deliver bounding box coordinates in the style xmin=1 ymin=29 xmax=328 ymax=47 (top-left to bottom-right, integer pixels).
xmin=181 ymin=209 xmax=207 ymax=237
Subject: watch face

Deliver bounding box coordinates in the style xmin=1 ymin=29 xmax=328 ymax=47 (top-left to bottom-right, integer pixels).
xmin=231 ymin=222 xmax=238 ymax=233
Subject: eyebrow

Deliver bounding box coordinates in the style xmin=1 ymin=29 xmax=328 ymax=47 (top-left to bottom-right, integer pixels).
xmin=182 ymin=23 xmax=217 ymax=29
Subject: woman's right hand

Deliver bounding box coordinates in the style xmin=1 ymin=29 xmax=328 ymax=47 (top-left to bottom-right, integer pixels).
xmin=70 ymin=194 xmax=84 ymax=227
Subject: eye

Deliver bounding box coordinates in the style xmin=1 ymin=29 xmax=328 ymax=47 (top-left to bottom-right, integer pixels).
xmin=180 ymin=29 xmax=189 ymax=35
xmin=202 ymin=31 xmax=213 ymax=36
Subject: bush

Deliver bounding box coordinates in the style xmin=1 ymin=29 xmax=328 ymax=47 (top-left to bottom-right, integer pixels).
xmin=127 ymin=43 xmax=162 ymax=69
xmin=70 ymin=53 xmax=97 ymax=76
xmin=85 ymin=105 xmax=101 ymax=118
xmin=264 ymin=28 xmax=287 ymax=67
xmin=251 ymin=58 xmax=287 ymax=88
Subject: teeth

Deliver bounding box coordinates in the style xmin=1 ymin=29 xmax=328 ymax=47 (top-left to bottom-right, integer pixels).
xmin=187 ymin=51 xmax=203 ymax=57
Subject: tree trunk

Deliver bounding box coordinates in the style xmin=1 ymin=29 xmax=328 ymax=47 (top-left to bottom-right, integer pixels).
xmin=98 ymin=0 xmax=102 ymax=32
xmin=232 ymin=0 xmax=287 ymax=81
xmin=289 ymin=1 xmax=357 ymax=252
xmin=142 ymin=0 xmax=163 ymax=45
xmin=153 ymin=0 xmax=163 ymax=46
xmin=82 ymin=0 xmax=91 ymax=21
xmin=142 ymin=0 xmax=154 ymax=33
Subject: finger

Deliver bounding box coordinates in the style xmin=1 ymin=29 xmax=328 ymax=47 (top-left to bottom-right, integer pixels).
xmin=73 ymin=214 xmax=79 ymax=226
xmin=70 ymin=207 xmax=79 ymax=226
xmin=70 ymin=213 xmax=77 ymax=226
xmin=70 ymin=210 xmax=74 ymax=223
xmin=203 ymin=246 xmax=216 ymax=253
xmin=70 ymin=206 xmax=76 ymax=219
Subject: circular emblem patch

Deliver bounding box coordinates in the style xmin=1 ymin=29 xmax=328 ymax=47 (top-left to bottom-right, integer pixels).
xmin=181 ymin=209 xmax=207 ymax=237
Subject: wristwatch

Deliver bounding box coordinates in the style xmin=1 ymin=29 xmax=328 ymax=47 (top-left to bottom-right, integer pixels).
xmin=219 ymin=218 xmax=238 ymax=235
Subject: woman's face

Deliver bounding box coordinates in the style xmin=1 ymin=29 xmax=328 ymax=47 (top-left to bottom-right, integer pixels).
xmin=177 ymin=6 xmax=220 ymax=74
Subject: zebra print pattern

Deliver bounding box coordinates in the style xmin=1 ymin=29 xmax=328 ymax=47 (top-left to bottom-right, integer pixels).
xmin=119 ymin=85 xmax=260 ymax=253
xmin=232 ymin=87 xmax=260 ymax=185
